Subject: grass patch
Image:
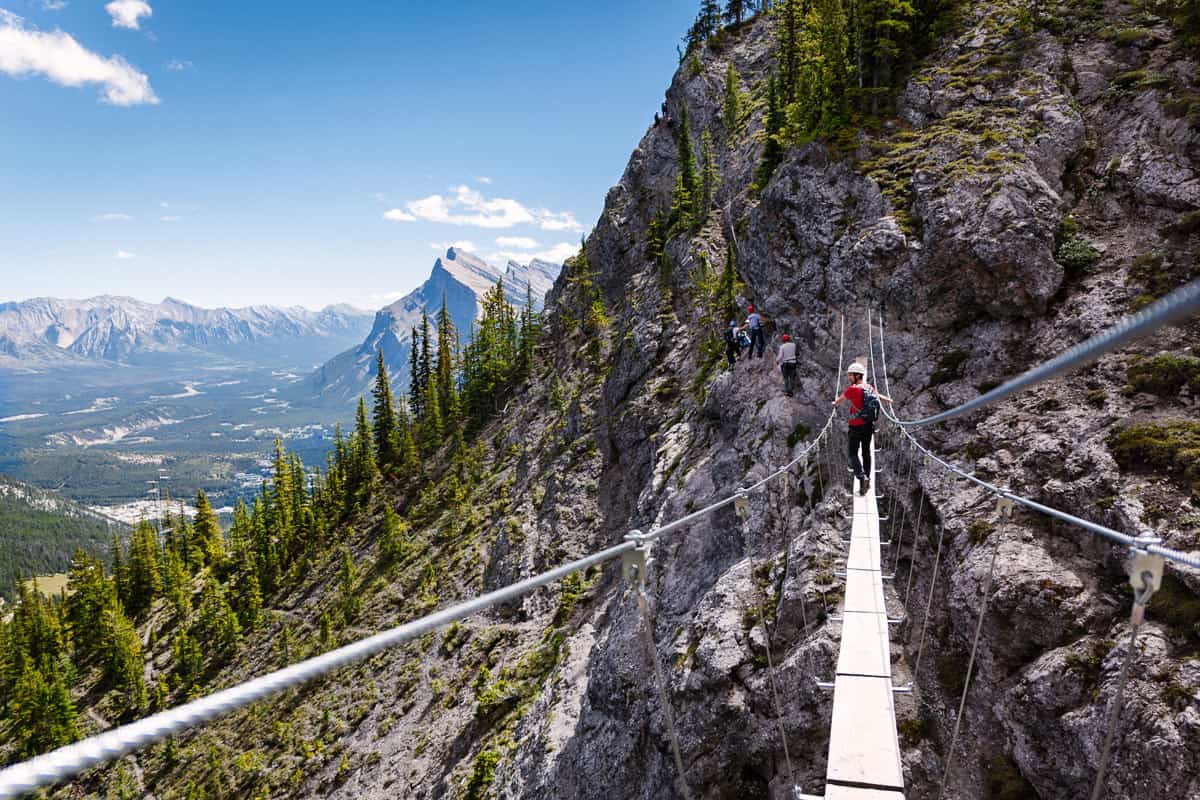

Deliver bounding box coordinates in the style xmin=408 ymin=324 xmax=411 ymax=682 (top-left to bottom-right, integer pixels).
xmin=1107 ymin=420 xmax=1200 ymax=494
xmin=968 ymin=519 xmax=995 ymax=544
xmin=1055 ymin=235 xmax=1100 ymax=276
xmin=1126 ymin=354 xmax=1200 ymax=396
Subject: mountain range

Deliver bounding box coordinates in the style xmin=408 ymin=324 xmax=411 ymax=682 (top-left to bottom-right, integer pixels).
xmin=308 ymin=247 xmax=560 ymax=403
xmin=0 ymin=296 xmax=375 ymax=367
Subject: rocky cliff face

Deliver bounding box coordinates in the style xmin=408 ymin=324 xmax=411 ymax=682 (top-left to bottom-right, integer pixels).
xmin=308 ymin=249 xmax=560 ymax=404
xmin=53 ymin=3 xmax=1200 ymax=799
xmin=0 ymin=296 xmax=373 ymax=366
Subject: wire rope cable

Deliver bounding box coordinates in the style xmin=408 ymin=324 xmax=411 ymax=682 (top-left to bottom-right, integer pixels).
xmin=1088 ymin=572 xmax=1155 ymax=800
xmin=883 ymin=278 xmax=1200 ymax=428
xmin=937 ymin=529 xmax=1004 ymax=800
xmin=635 ymin=586 xmax=693 ymax=800
xmin=872 ymin=311 xmax=1200 ymax=571
xmin=912 ymin=520 xmax=947 ymax=684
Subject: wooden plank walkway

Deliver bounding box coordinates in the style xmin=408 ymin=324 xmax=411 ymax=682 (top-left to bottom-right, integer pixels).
xmin=804 ymin=442 xmax=905 ymax=798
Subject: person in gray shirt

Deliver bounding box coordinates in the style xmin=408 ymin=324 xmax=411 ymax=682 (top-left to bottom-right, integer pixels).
xmin=775 ymin=333 xmax=797 ymax=395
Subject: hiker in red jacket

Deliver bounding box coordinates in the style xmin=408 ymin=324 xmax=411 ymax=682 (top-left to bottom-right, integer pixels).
xmin=832 ymin=361 xmax=892 ymax=495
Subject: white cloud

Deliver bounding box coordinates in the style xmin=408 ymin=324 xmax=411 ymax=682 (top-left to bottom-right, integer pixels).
xmin=489 ymin=241 xmax=578 ymax=266
xmin=40 ymin=1 xmax=68 ymax=11
xmin=477 ymin=176 xmax=492 ymax=184
xmin=0 ymin=12 xmax=158 ymax=105
xmin=496 ymin=236 xmax=537 ymax=249
xmin=105 ymin=0 xmax=151 ymax=30
xmin=159 ymin=215 xmax=180 ymax=222
xmin=115 ymin=249 xmax=135 ymax=259
xmin=430 ymin=240 xmax=478 ymax=253
xmin=383 ymin=184 xmax=582 ymax=232
xmin=165 ymin=59 xmax=191 ymax=71
xmin=95 ymin=212 xmax=132 ymax=221
xmin=534 ymin=209 xmax=584 ymax=232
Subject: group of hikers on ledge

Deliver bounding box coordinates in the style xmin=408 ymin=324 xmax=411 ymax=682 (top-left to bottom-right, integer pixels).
xmin=722 ymin=305 xmax=893 ymax=496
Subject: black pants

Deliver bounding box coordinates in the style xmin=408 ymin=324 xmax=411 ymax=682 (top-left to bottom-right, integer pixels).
xmin=749 ymin=327 xmax=765 ymax=358
xmin=781 ymin=362 xmax=797 ymax=395
xmin=725 ymin=340 xmax=739 ymax=366
xmin=848 ymin=424 xmax=874 ymax=479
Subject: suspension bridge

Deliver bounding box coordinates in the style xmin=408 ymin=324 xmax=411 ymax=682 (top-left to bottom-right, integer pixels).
xmin=1 ymin=278 xmax=1198 ymax=800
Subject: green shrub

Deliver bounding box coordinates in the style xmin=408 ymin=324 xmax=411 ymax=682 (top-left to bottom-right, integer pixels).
xmin=1114 ymin=69 xmax=1149 ymax=88
xmin=968 ymin=519 xmax=995 ymax=544
xmin=1107 ymin=420 xmax=1200 ymax=493
xmin=1055 ymin=235 xmax=1101 ymax=275
xmin=1085 ymin=388 xmax=1107 ymax=407
xmin=1037 ymin=396 xmax=1063 ymax=412
xmin=1126 ymin=354 xmax=1200 ymax=396
xmin=1146 ymin=573 xmax=1200 ymax=641
xmin=464 ymin=749 xmax=502 ymax=800
xmin=1168 ymin=210 xmax=1200 ymax=237
xmin=1113 ymin=27 xmax=1152 ymax=45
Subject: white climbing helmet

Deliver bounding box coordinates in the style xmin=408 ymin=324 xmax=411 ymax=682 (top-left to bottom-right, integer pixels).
xmin=847 ymin=362 xmax=867 ymax=375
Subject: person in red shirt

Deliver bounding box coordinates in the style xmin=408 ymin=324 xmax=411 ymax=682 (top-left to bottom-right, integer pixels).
xmin=832 ymin=361 xmax=892 ymax=495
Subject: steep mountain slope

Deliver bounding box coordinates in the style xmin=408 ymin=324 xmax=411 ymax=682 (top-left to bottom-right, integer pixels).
xmin=0 ymin=296 xmax=373 ymax=366
xmin=0 ymin=475 xmax=118 ymax=600
xmin=309 ymin=248 xmax=560 ymax=403
xmin=35 ymin=3 xmax=1200 ymax=800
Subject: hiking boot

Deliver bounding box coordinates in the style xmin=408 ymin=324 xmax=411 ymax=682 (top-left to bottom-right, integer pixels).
xmin=859 ymin=478 xmax=870 ymax=496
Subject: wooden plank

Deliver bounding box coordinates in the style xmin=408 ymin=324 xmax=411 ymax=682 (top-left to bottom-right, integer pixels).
xmin=826 ymin=675 xmax=904 ymax=789
xmin=836 ymin=611 xmax=892 ymax=677
xmin=843 ymin=570 xmax=887 ymax=615
xmin=824 ymin=785 xmax=906 ymax=799
xmin=846 ymin=536 xmax=880 ymax=571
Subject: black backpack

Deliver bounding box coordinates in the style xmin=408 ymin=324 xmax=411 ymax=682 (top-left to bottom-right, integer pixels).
xmin=853 ymin=385 xmax=881 ymax=423
xmin=723 ymin=326 xmax=737 ymax=345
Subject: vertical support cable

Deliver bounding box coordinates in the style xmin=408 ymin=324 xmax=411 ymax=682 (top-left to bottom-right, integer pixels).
xmin=937 ymin=528 xmax=1003 ymax=800
xmin=635 ymin=586 xmax=692 ymax=800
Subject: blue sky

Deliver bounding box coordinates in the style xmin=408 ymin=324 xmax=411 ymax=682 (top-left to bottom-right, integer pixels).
xmin=0 ymin=0 xmax=697 ymax=310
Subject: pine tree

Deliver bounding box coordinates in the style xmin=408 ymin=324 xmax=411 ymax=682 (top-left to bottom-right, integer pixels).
xmin=372 ymin=349 xmax=401 ymax=473
xmin=124 ymin=521 xmax=162 ymax=615
xmin=195 ymin=577 xmax=241 ymax=655
xmin=346 ymin=398 xmax=380 ymax=506
xmin=408 ymin=325 xmax=424 ymax=421
xmin=724 ymin=0 xmax=750 ymax=24
xmin=9 ymin=664 xmax=79 ymax=756
xmin=669 ymin=104 xmax=701 ymax=233
xmin=700 ymin=129 xmax=720 ymax=212
xmin=778 ymin=0 xmax=804 ymax=103
xmin=110 ymin=529 xmax=126 ymax=604
xmin=64 ymin=550 xmax=115 ymax=665
xmin=435 ymin=294 xmax=462 ymax=436
xmin=172 ymin=629 xmax=203 ymax=693
xmin=418 ymin=309 xmax=434 ymax=417
xmin=395 ymin=398 xmax=419 ymax=478
xmin=722 ymin=62 xmax=743 ymax=145
xmin=378 ymin=507 xmax=410 ymax=567
xmin=101 ymin=599 xmax=146 ymax=707
xmin=192 ymin=490 xmax=224 ymax=568
xmin=162 ymin=546 xmax=192 ymax=618
xmin=755 ymin=72 xmax=786 ymax=189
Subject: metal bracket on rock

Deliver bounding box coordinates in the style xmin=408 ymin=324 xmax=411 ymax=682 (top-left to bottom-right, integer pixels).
xmin=622 ymin=530 xmax=651 ymax=590
xmin=734 ymin=490 xmax=750 ymax=519
xmin=996 ymin=497 xmax=1015 ymax=519
xmin=1128 ymin=537 xmax=1165 ymax=625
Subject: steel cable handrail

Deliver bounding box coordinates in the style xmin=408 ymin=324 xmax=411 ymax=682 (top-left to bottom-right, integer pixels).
xmin=883 ymin=278 xmax=1200 ymax=428
xmin=0 ymin=316 xmax=848 ymax=799
xmin=873 ymin=311 xmax=1200 ymax=570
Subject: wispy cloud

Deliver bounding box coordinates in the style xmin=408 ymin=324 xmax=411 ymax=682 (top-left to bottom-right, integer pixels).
xmin=95 ymin=212 xmax=132 ymax=221
xmin=430 ymin=240 xmax=478 ymax=253
xmin=115 ymin=249 xmax=135 ymax=259
xmin=39 ymin=1 xmax=68 ymax=11
xmin=159 ymin=215 xmax=180 ymax=222
xmin=495 ymin=236 xmax=537 ymax=249
xmin=477 ymin=176 xmax=492 ymax=184
xmin=165 ymin=59 xmax=191 ymax=71
xmin=383 ymin=185 xmax=584 ymax=232
xmin=0 ymin=11 xmax=158 ymax=105
xmin=105 ymin=0 xmax=151 ymax=30
xmin=489 ymin=241 xmax=578 ymax=266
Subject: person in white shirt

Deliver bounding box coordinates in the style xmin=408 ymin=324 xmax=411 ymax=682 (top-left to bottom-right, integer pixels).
xmin=775 ymin=333 xmax=798 ymax=396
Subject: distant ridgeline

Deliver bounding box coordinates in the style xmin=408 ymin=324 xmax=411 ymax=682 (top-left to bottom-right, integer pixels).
xmin=0 ymin=475 xmax=117 ymax=600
